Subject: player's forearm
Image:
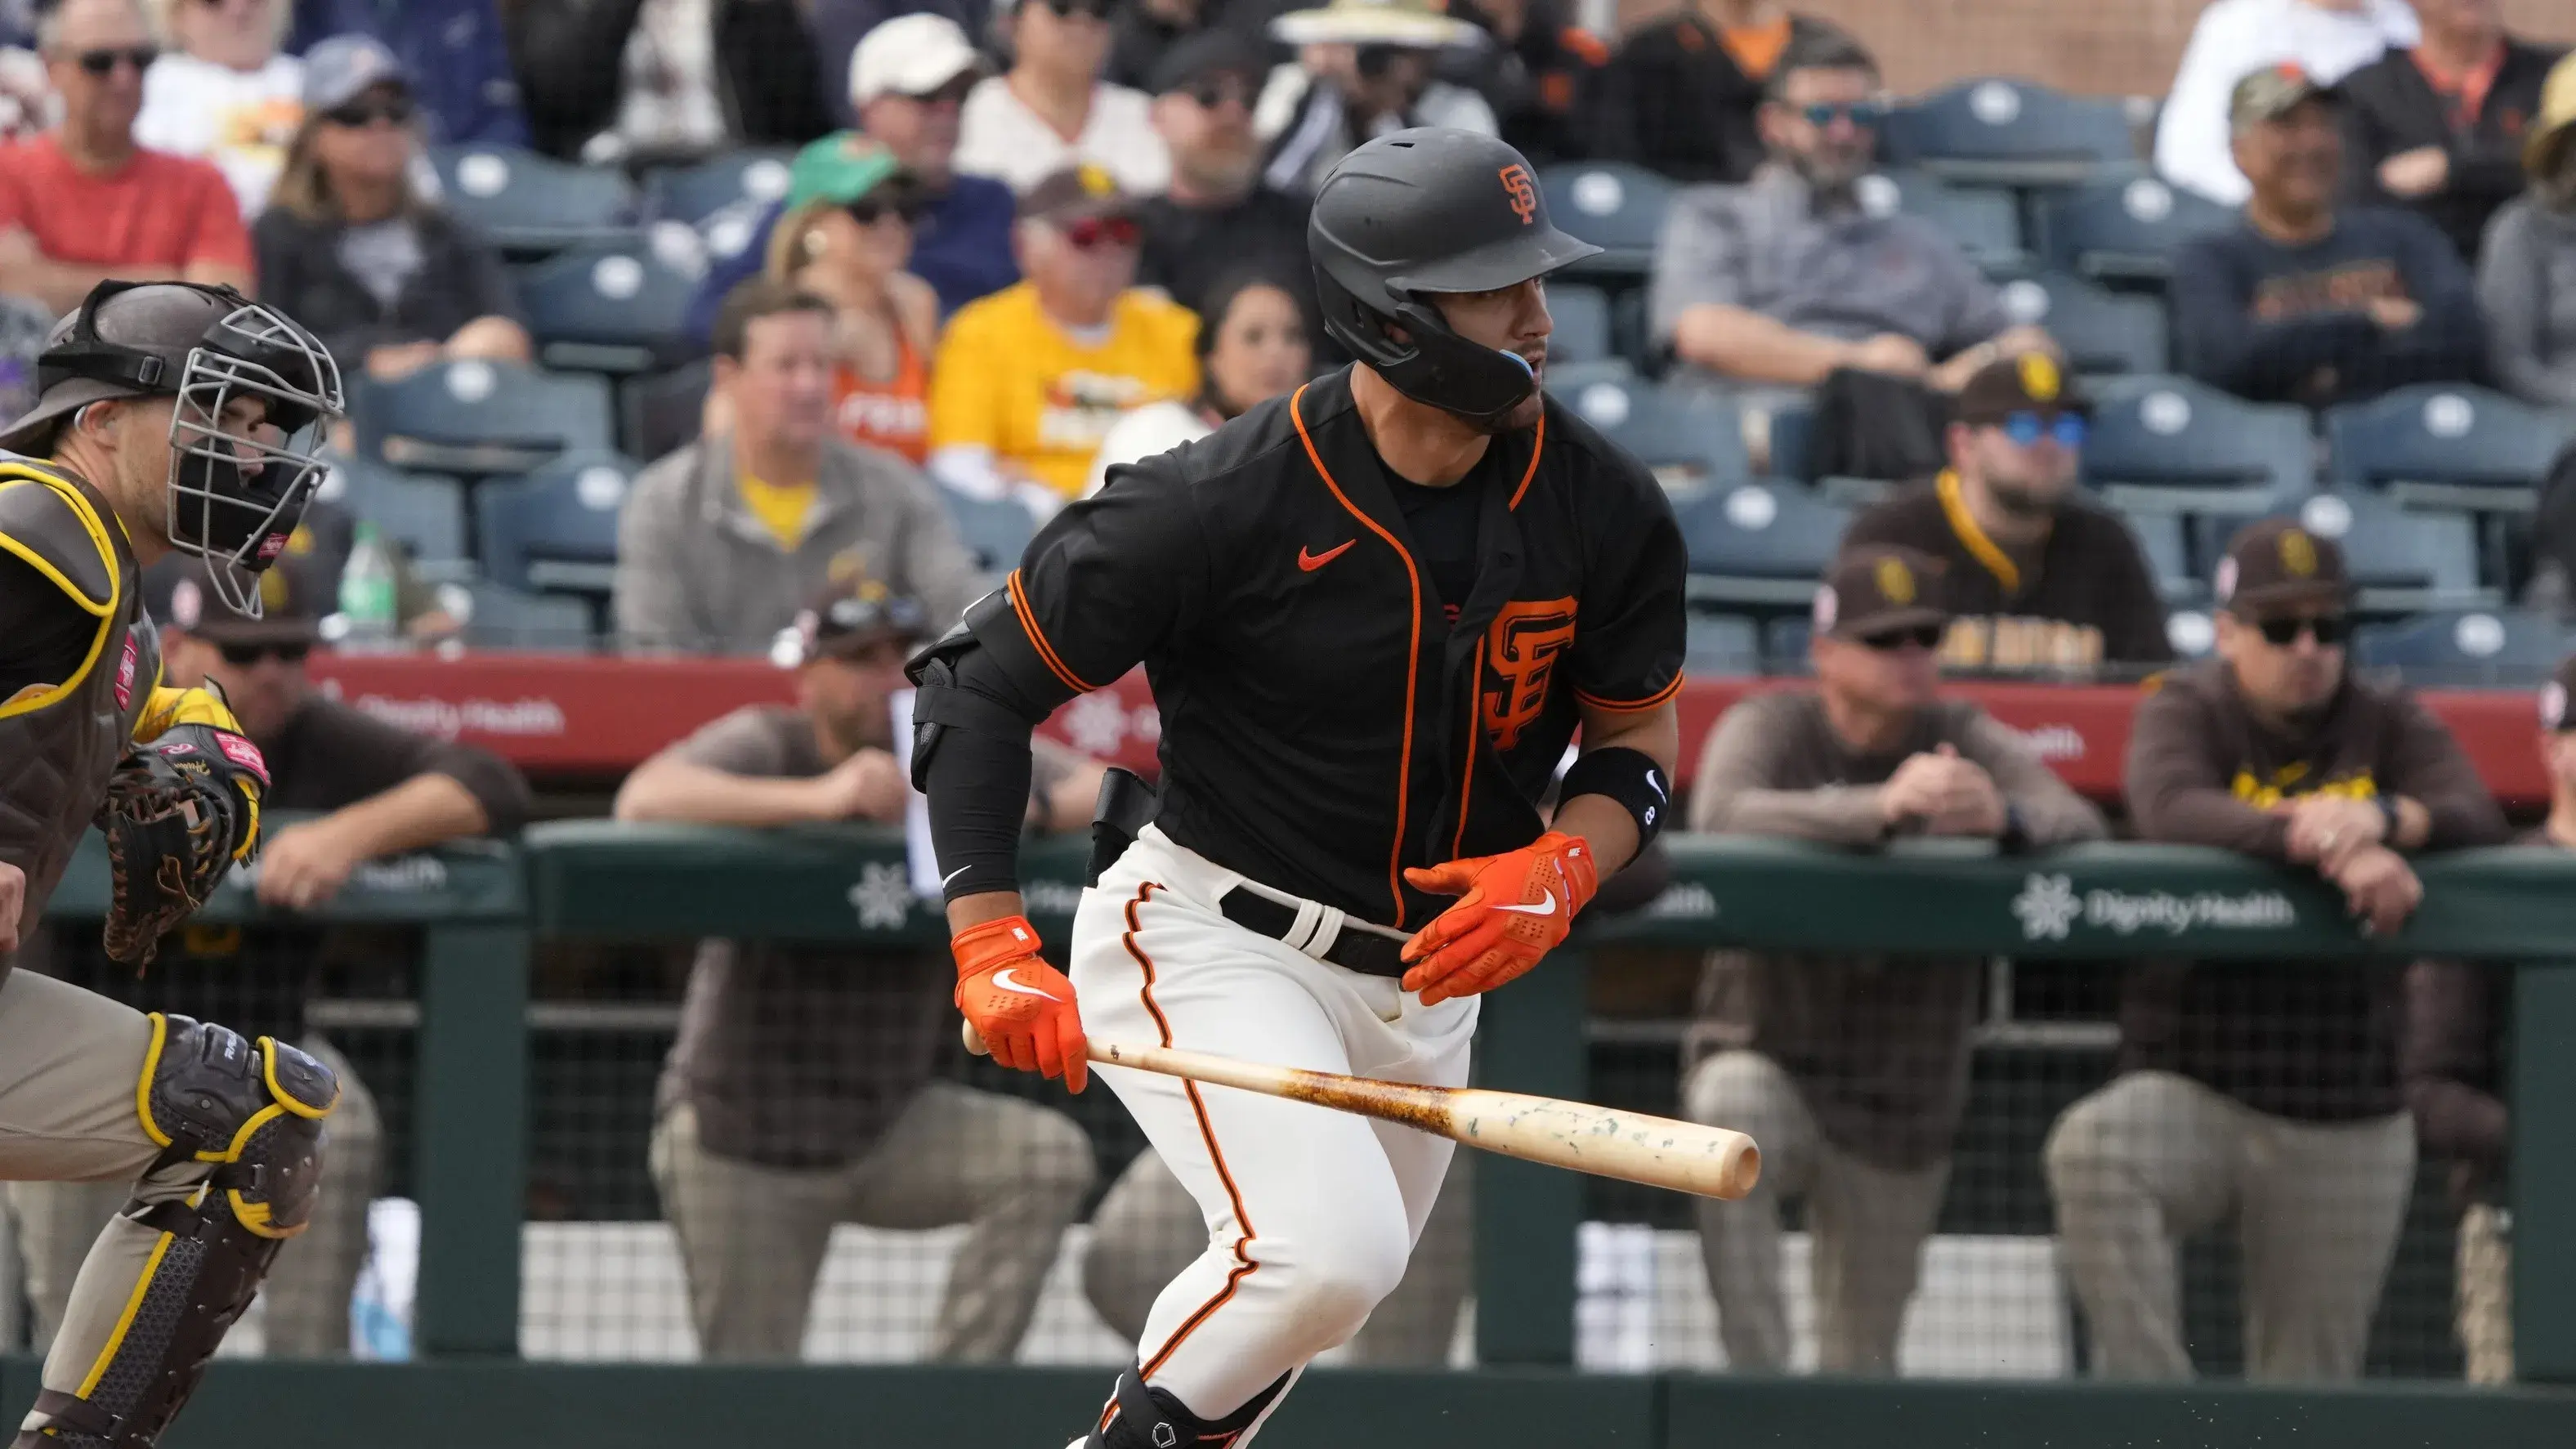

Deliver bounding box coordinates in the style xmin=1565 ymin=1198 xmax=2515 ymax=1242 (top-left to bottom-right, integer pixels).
xmin=316 ymin=773 xmax=489 ymax=861
xmin=946 ymin=889 xmax=1026 ymax=931
xmin=1670 ymin=304 xmax=1854 ymax=386
xmin=612 ymin=758 xmax=835 ymax=825
xmin=1552 ymin=792 xmax=1642 ymax=877
xmin=2 ymin=256 xmax=134 ymax=316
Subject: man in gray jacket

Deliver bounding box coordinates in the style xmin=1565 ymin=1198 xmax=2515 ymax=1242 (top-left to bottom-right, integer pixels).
xmin=1684 ymin=545 xmax=2104 ymax=1373
xmin=614 ymin=279 xmax=986 ymax=655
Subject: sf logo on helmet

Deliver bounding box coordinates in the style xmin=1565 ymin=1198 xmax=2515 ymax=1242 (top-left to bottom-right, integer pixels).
xmin=1499 ymin=163 xmax=1537 ymax=225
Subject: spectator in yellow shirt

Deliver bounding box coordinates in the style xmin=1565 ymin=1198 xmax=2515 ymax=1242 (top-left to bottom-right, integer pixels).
xmin=926 ymin=163 xmax=1199 ymax=512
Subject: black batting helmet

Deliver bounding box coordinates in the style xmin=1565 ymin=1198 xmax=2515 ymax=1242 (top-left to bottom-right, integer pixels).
xmin=1308 ymin=128 xmax=1601 ymax=426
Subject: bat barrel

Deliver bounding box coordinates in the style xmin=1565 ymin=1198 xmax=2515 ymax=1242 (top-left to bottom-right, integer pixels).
xmin=1455 ymin=1089 xmax=1761 ymax=1200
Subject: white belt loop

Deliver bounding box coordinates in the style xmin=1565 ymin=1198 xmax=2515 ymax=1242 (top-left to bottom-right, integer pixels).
xmin=1285 ymin=898 xmax=1326 ymax=952
xmin=1305 ymin=905 xmax=1348 ymax=960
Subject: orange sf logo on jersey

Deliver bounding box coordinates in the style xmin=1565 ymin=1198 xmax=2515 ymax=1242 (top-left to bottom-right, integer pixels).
xmin=1499 ymin=164 xmax=1537 ymax=225
xmin=1483 ymin=598 xmax=1576 ymax=750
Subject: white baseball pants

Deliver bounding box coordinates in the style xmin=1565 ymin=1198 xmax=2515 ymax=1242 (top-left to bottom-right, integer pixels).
xmin=1070 ymin=826 xmax=1478 ymax=1432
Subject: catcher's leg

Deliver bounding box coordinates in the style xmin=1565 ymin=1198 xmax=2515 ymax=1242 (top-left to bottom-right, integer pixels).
xmin=16 ymin=1012 xmax=337 ymax=1447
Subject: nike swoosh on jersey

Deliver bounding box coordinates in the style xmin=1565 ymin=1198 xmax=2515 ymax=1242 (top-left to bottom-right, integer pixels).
xmin=1495 ymin=891 xmax=1560 ymax=918
xmin=992 ymin=968 xmax=1062 ymax=1000
xmin=1298 ymin=539 xmax=1357 ymax=571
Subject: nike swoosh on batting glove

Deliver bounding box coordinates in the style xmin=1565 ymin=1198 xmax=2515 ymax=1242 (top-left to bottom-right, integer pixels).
xmin=952 ymin=914 xmax=1088 ymax=1092
xmin=1398 ymin=831 xmax=1600 ymax=1006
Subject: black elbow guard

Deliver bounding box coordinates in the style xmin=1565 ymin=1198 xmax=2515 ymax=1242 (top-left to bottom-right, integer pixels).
xmin=906 ymin=592 xmax=1044 ymax=793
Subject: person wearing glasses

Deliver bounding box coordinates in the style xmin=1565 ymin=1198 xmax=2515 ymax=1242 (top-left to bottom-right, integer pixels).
xmin=252 ymin=35 xmax=530 ymax=382
xmin=0 ymin=0 xmax=253 ymax=315
xmin=955 ymin=0 xmax=1169 ymax=195
xmin=615 ymin=572 xmax=1107 ymax=1362
xmin=925 ymin=164 xmax=1199 ymax=509
xmin=2050 ymin=518 xmax=2508 ymax=1381
xmin=760 ymin=136 xmax=939 ymax=465
xmin=1134 ymin=30 xmax=1313 ymax=324
xmin=1842 ymin=354 xmax=2174 ymax=681
xmin=1648 ymin=33 xmax=2052 ymax=416
xmin=132 ymin=0 xmax=303 ymax=217
xmin=1684 ymin=544 xmax=2104 ymax=1375
xmin=10 ymin=552 xmax=529 ymax=1361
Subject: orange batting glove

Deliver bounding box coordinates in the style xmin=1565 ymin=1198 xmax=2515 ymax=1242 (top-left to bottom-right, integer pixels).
xmin=952 ymin=915 xmax=1089 ymax=1093
xmin=1398 ymin=831 xmax=1600 ymax=1007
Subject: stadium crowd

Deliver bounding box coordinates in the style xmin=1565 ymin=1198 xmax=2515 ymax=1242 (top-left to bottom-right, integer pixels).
xmin=2 ymin=0 xmax=2574 ymax=1389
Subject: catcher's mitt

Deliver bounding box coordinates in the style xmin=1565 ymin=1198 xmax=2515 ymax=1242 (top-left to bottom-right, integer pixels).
xmin=98 ymin=724 xmax=267 ymax=967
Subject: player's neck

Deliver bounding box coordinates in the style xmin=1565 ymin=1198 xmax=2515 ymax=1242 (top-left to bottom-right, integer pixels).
xmin=1350 ymin=364 xmax=1492 ymax=486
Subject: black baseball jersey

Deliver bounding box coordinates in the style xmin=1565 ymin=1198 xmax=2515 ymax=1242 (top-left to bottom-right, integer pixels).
xmin=974 ymin=366 xmax=1686 ymax=930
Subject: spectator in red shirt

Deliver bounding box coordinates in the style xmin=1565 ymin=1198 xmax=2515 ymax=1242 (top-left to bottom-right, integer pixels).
xmin=0 ymin=0 xmax=254 ymax=315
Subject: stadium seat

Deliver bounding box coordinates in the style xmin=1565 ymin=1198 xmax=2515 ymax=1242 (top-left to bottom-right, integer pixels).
xmin=620 ymin=358 xmax=714 ymax=464
xmin=1763 ymin=401 xmax=1813 ymax=482
xmin=323 ymin=454 xmax=467 ymax=573
xmin=1994 ymin=271 xmax=2165 ymax=376
xmin=517 ymin=235 xmax=704 ymax=374
xmin=2082 ymin=375 xmax=2313 ymax=513
xmin=476 ymin=449 xmax=637 ymax=600
xmin=1549 ymin=283 xmax=1613 ymax=364
xmin=1859 ymin=170 xmax=2024 ymax=272
xmin=943 ymin=489 xmax=1038 ymax=573
xmin=2322 ymin=384 xmax=2576 ymax=512
xmin=1560 ymin=374 xmax=1747 ymax=490
xmin=1763 ymin=614 xmax=1815 ymax=674
xmin=427 ymin=145 xmax=637 ymax=253
xmin=1672 ymin=480 xmax=1850 ymax=607
xmin=2036 ymin=175 xmax=2234 ymax=287
xmin=1685 ymin=612 xmax=1761 ymax=674
xmin=434 ymin=576 xmax=597 ymax=650
xmin=1541 ymin=357 xmax=1635 ymax=401
xmin=2119 ymin=507 xmax=2201 ymax=604
xmin=644 ymin=149 xmax=795 ymax=226
xmin=2353 ymin=608 xmax=2565 ymax=686
xmin=1878 ymin=78 xmax=2140 ymax=188
xmin=352 ymin=360 xmax=617 ymax=478
xmin=1539 ymin=162 xmax=1674 ymax=277
xmin=2193 ymin=491 xmax=2490 ymax=615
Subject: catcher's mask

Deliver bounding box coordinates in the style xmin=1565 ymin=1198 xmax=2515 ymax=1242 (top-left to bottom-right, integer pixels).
xmin=0 ymin=281 xmax=344 ymax=616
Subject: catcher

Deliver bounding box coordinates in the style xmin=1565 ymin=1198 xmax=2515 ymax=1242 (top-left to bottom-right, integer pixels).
xmin=0 ymin=281 xmax=345 ymax=1447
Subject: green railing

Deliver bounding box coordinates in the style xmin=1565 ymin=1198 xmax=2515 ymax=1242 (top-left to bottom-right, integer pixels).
xmin=29 ymin=825 xmax=2576 ymax=1446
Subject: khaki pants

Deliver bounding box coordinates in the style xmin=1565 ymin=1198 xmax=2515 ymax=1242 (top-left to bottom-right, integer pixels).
xmin=649 ymin=1082 xmax=1096 ymax=1361
xmin=2458 ymin=1203 xmax=2512 ymax=1384
xmin=2044 ymin=1070 xmax=2416 ymax=1381
xmin=7 ymin=1036 xmax=382 ymax=1357
xmin=1081 ymin=1147 xmax=1474 ymax=1366
xmin=0 ymin=969 xmax=257 ymax=1424
xmin=1684 ymin=1051 xmax=1951 ymax=1373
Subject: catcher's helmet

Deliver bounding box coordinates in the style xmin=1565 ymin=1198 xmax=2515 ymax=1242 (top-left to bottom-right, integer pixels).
xmin=1308 ymin=127 xmax=1600 ymax=426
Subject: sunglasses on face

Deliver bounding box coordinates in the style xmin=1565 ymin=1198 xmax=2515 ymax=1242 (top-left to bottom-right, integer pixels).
xmin=1858 ymin=624 xmax=1946 ymax=652
xmin=2252 ymin=614 xmax=2351 ymax=647
xmin=845 ymin=194 xmax=921 ymax=226
xmin=1999 ymin=410 xmax=2088 ymax=449
xmin=1800 ymin=100 xmax=1890 ymax=128
xmin=1039 ymin=0 xmax=1117 ymax=19
xmin=1060 ymin=214 xmax=1141 ymax=250
xmin=217 ymin=640 xmax=311 ymax=667
xmin=73 ymin=45 xmax=158 ymax=76
xmin=1182 ymin=76 xmax=1256 ymax=110
xmin=322 ymin=96 xmax=414 ymax=128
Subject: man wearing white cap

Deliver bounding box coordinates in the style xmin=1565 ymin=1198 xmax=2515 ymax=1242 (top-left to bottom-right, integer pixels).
xmin=686 ymin=13 xmax=1019 ymax=344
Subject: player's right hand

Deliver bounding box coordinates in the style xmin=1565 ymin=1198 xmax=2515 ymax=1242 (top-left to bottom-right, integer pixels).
xmin=951 ymin=914 xmax=1088 ymax=1092
xmin=0 ymin=860 xmax=23 ymax=954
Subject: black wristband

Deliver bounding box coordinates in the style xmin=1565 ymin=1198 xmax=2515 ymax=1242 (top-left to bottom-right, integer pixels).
xmin=1559 ymin=746 xmax=1670 ymax=850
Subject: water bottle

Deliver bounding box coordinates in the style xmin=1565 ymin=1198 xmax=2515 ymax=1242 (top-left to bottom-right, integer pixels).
xmin=338 ymin=522 xmax=400 ymax=651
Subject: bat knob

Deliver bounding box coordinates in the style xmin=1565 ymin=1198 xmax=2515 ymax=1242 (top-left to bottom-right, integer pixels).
xmin=961 ymin=1020 xmax=990 ymax=1058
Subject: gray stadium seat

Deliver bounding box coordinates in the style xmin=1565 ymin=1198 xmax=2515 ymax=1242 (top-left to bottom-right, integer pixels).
xmin=436 ymin=576 xmax=597 ymax=650
xmin=427 ymin=144 xmax=637 ymax=253
xmin=2082 ymin=375 xmax=2313 ymax=514
xmin=1538 ymin=162 xmax=1674 ymax=278
xmin=353 ymin=360 xmax=617 ymax=477
xmin=2037 ymin=175 xmax=2234 ymax=287
xmin=620 ymin=358 xmax=714 ymax=464
xmin=323 ymin=453 xmax=467 ymax=572
xmin=2353 ymin=608 xmax=2565 ymax=686
xmin=1994 ymin=271 xmax=2165 ymax=376
xmin=1763 ymin=615 xmax=1815 ymax=674
xmin=2118 ymin=507 xmax=2201 ymax=605
xmin=2323 ymin=383 xmax=2576 ymax=513
xmin=1878 ymin=78 xmax=2139 ymax=188
xmin=644 ymin=149 xmax=795 ymax=226
xmin=1685 ymin=612 xmax=1761 ymax=675
xmin=517 ymin=236 xmax=704 ymax=374
xmin=1860 ymin=170 xmax=2024 ymax=273
xmin=1541 ymin=358 xmax=1635 ymax=401
xmin=476 ymin=449 xmax=637 ymax=600
xmin=1559 ymin=374 xmax=1747 ymax=490
xmin=1548 ymin=283 xmax=1613 ymax=365
xmin=1673 ymin=480 xmax=1850 ymax=608
xmin=943 ymin=489 xmax=1038 ymax=573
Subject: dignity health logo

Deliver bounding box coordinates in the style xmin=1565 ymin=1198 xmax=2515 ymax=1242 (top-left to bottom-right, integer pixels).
xmin=2010 ymin=874 xmax=2296 ymax=941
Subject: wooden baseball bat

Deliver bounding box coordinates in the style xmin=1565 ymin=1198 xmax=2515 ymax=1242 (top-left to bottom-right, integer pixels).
xmin=964 ymin=1022 xmax=1760 ymax=1201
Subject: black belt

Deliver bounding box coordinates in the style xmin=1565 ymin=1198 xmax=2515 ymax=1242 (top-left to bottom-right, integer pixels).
xmin=1219 ymin=890 xmax=1410 ymax=979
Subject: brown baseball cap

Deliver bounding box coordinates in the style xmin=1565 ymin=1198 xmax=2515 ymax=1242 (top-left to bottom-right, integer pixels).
xmin=1814 ymin=545 xmax=1951 ymax=641
xmin=2541 ymin=654 xmax=2576 ymax=731
xmin=790 ymin=572 xmax=930 ymax=664
xmin=140 ymin=552 xmax=326 ymax=646
xmin=1020 ymin=163 xmax=1135 ymax=226
xmin=2230 ymin=61 xmax=2341 ymax=132
xmin=2214 ymin=517 xmax=2350 ymax=615
xmin=1955 ymin=350 xmax=2089 ymax=428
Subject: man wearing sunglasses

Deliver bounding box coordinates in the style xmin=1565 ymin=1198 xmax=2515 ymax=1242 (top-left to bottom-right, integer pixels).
xmin=1686 ymin=545 xmax=2104 ymax=1375
xmin=9 ymin=552 xmax=527 ymax=1366
xmin=1134 ymin=31 xmax=1317 ymax=324
xmin=616 ymin=573 xmax=1107 ymax=1362
xmin=2051 ymin=517 xmax=2509 ymax=1381
xmin=1845 ymin=352 xmax=2174 ymax=680
xmin=0 ymin=0 xmax=254 ymax=316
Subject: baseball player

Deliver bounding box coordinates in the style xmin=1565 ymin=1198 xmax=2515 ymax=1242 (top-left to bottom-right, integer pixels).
xmin=0 ymin=281 xmax=345 ymax=1447
xmin=910 ymin=128 xmax=1685 ymax=1447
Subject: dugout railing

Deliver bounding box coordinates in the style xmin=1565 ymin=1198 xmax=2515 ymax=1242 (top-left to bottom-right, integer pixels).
xmin=23 ymin=822 xmax=2576 ymax=1447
